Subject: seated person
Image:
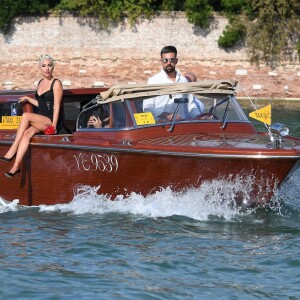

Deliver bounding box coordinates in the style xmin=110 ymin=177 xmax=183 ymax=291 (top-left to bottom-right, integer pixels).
xmin=184 ymin=72 xmax=197 ymax=83
xmin=143 ymin=94 xmax=202 ymax=121
xmin=87 ymin=104 xmax=110 ymax=128
xmin=192 ymin=97 xmax=205 ymax=116
xmin=184 ymin=72 xmax=205 ymax=116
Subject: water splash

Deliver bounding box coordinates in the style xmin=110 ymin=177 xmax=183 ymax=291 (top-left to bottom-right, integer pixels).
xmin=38 ymin=178 xmax=260 ymax=220
xmin=0 ymin=197 xmax=20 ymax=213
xmin=1 ymin=172 xmax=298 ymax=220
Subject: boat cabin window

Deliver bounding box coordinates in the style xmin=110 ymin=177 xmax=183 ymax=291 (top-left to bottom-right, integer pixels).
xmin=77 ymin=99 xmax=140 ymax=130
xmin=62 ymin=93 xmax=101 ymax=132
xmin=139 ymin=93 xmax=248 ymax=125
xmin=77 ymin=103 xmax=111 ymax=129
xmin=198 ymin=95 xmax=247 ymax=121
xmin=76 ymin=92 xmax=248 ymax=131
xmin=0 ymin=101 xmax=23 ymax=130
xmin=0 ymin=102 xmax=23 ymax=118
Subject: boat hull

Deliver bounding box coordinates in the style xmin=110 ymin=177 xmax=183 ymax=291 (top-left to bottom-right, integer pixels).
xmin=0 ymin=133 xmax=298 ymax=207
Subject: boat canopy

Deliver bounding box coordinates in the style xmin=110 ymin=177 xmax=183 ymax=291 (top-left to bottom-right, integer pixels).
xmin=76 ymin=79 xmax=247 ymax=130
xmin=98 ymin=80 xmax=237 ymax=103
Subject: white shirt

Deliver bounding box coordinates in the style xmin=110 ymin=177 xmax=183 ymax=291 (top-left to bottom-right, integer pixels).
xmin=143 ymin=69 xmax=205 ymax=119
xmin=147 ymin=69 xmax=186 ymax=85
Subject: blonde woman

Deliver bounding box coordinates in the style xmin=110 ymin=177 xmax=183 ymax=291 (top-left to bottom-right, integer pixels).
xmin=0 ymin=54 xmax=63 ymax=179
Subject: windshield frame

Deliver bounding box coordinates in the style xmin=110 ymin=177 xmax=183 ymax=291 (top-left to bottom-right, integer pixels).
xmin=76 ymin=92 xmax=250 ymax=132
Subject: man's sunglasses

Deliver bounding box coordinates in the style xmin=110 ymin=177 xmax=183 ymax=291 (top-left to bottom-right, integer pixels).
xmin=162 ymin=58 xmax=177 ymax=63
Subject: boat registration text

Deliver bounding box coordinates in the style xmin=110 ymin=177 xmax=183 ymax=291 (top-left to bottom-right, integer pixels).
xmin=74 ymin=153 xmax=118 ymax=172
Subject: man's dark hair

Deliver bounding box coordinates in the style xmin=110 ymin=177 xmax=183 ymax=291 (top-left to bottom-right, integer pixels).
xmin=161 ymin=45 xmax=177 ymax=57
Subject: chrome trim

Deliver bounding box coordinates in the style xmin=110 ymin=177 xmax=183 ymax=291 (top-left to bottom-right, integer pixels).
xmin=0 ymin=140 xmax=13 ymax=145
xmin=28 ymin=141 xmax=300 ymax=159
xmin=270 ymin=123 xmax=289 ymax=137
xmin=76 ymin=120 xmax=253 ymax=132
xmin=61 ymin=136 xmax=71 ymax=142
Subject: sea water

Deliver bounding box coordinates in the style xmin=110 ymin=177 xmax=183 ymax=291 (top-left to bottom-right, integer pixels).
xmin=0 ymin=106 xmax=299 ymax=299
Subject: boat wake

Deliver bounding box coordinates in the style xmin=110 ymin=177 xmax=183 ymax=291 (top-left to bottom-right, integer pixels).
xmin=278 ymin=169 xmax=300 ymax=211
xmin=38 ymin=185 xmax=249 ymax=221
xmin=1 ymin=172 xmax=299 ymax=220
xmin=0 ymin=189 xmax=268 ymax=221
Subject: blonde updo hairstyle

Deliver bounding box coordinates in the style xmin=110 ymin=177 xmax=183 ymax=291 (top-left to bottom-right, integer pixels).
xmin=39 ymin=54 xmax=54 ymax=66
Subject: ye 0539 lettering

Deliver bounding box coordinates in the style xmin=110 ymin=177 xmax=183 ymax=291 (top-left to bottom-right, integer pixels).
xmin=74 ymin=153 xmax=119 ymax=172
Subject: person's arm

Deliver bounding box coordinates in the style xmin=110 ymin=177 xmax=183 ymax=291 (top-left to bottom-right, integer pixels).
xmin=52 ymin=80 xmax=63 ymax=128
xmin=188 ymin=95 xmax=206 ymax=118
xmin=143 ymin=97 xmax=180 ymax=120
xmin=143 ymin=97 xmax=158 ymax=115
xmin=18 ymin=96 xmax=38 ymax=107
xmin=194 ymin=98 xmax=205 ymax=114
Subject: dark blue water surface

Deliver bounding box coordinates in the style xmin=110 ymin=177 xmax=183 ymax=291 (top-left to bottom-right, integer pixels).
xmin=0 ymin=105 xmax=299 ymax=299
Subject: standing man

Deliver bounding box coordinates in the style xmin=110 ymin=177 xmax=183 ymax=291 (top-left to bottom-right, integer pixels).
xmin=143 ymin=46 xmax=204 ymax=120
xmin=147 ymin=45 xmax=186 ymax=84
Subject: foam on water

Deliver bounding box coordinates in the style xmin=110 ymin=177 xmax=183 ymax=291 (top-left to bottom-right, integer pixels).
xmin=1 ymin=171 xmax=298 ymax=220
xmin=0 ymin=197 xmax=20 ymax=213
xmin=37 ymin=186 xmax=242 ymax=220
xmin=38 ymin=176 xmax=261 ymax=220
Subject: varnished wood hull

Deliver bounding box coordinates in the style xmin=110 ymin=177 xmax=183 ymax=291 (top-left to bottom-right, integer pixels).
xmin=1 ymin=124 xmax=299 ymax=207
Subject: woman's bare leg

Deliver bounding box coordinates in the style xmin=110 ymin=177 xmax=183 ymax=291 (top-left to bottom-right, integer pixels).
xmin=3 ymin=113 xmax=31 ymax=159
xmin=7 ymin=126 xmax=40 ymax=174
xmin=3 ymin=112 xmax=51 ymax=159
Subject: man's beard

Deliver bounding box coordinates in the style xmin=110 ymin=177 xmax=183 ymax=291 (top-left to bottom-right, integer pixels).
xmin=163 ymin=65 xmax=175 ymax=74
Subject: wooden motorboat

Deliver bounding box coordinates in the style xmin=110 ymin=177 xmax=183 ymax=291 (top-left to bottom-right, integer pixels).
xmin=0 ymin=81 xmax=299 ymax=207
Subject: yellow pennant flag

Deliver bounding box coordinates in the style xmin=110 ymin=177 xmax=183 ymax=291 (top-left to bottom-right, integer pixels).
xmin=249 ymin=104 xmax=271 ymax=125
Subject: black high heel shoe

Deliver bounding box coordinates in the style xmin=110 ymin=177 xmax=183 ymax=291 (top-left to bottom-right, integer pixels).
xmin=0 ymin=153 xmax=16 ymax=162
xmin=5 ymin=169 xmax=21 ymax=180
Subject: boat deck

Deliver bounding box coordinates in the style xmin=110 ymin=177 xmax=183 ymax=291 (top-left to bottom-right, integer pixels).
xmin=138 ymin=133 xmax=300 ymax=149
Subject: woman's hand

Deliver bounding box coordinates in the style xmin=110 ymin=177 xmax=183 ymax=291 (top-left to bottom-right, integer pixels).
xmin=18 ymin=96 xmax=38 ymax=107
xmin=88 ymin=116 xmax=102 ymax=128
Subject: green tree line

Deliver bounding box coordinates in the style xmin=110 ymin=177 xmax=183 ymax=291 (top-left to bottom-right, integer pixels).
xmin=1 ymin=0 xmax=300 ymax=67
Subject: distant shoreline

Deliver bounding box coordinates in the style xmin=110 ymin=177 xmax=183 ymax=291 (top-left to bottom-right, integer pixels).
xmin=238 ymin=97 xmax=300 ymax=101
xmin=1 ymin=14 xmax=300 ymax=98
xmin=238 ymin=97 xmax=300 ymax=109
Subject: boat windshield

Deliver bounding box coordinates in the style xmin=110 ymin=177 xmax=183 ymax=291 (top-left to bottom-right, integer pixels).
xmin=0 ymin=102 xmax=23 ymax=117
xmin=77 ymin=91 xmax=248 ymax=130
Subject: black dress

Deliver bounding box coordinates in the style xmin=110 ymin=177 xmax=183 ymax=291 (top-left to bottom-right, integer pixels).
xmin=35 ymin=79 xmax=64 ymax=132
